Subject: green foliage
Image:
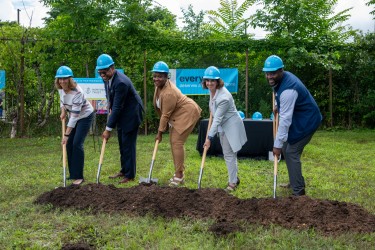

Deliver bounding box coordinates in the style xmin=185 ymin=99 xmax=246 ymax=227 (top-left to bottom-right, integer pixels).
xmin=181 ymin=5 xmax=207 ymax=39
xmin=205 ymin=0 xmax=256 ymax=38
xmin=1 ymin=0 xmax=375 ymax=138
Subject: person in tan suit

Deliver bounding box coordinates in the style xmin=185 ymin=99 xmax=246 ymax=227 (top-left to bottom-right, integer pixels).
xmin=152 ymin=61 xmax=202 ymax=186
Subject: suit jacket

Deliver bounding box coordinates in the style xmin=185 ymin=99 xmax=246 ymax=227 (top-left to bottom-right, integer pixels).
xmin=105 ymin=70 xmax=144 ymax=132
xmin=208 ymin=87 xmax=247 ymax=153
xmin=153 ymin=80 xmax=202 ymax=135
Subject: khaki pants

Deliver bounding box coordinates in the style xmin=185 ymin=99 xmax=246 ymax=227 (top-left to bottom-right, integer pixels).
xmin=169 ymin=123 xmax=196 ymax=173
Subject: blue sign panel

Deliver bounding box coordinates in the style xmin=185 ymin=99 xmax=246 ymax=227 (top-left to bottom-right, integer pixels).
xmin=0 ymin=70 xmax=5 ymax=90
xmin=172 ymin=68 xmax=238 ymax=95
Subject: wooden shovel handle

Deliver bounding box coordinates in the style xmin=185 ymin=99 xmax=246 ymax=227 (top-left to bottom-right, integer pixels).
xmin=99 ymin=139 xmax=107 ymax=165
xmin=152 ymin=140 xmax=159 ymax=161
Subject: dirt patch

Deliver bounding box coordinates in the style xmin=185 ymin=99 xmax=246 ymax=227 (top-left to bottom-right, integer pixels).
xmin=35 ymin=184 xmax=375 ymax=236
xmin=61 ymin=242 xmax=95 ymax=250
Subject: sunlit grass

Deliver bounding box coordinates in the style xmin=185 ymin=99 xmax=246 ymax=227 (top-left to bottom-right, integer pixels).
xmin=0 ymin=130 xmax=374 ymax=248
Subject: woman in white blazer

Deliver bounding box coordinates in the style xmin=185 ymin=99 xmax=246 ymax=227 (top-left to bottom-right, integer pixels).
xmin=202 ymin=66 xmax=247 ymax=191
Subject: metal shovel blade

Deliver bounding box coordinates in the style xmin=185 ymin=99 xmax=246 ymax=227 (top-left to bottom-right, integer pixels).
xmin=139 ymin=141 xmax=159 ymax=185
xmin=139 ymin=177 xmax=158 ymax=185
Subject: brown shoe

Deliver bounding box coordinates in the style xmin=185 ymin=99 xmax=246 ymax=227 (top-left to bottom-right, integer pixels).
xmin=279 ymin=183 xmax=291 ymax=188
xmin=119 ymin=177 xmax=134 ymax=184
xmin=109 ymin=172 xmax=124 ymax=179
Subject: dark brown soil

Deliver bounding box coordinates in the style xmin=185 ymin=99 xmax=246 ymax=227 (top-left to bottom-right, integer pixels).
xmin=35 ymin=183 xmax=375 ymax=237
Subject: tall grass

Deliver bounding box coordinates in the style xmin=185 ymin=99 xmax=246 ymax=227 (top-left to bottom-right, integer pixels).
xmin=0 ymin=130 xmax=374 ymax=249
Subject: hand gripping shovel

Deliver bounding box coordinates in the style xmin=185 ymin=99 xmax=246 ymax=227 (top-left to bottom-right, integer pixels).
xmin=61 ymin=119 xmax=67 ymax=187
xmin=198 ymin=112 xmax=213 ymax=189
xmin=96 ymin=139 xmax=107 ymax=184
xmin=139 ymin=140 xmax=159 ymax=185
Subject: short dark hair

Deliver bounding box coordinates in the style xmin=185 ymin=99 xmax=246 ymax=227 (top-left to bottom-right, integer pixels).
xmin=201 ymin=78 xmax=224 ymax=89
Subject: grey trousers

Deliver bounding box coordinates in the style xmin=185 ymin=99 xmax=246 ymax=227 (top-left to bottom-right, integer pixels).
xmin=282 ymin=133 xmax=314 ymax=195
xmin=219 ymin=132 xmax=238 ymax=184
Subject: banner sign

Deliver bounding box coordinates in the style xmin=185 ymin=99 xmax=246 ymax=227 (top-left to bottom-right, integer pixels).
xmin=0 ymin=70 xmax=5 ymax=90
xmin=169 ymin=68 xmax=238 ymax=95
xmin=74 ymin=78 xmax=107 ymax=114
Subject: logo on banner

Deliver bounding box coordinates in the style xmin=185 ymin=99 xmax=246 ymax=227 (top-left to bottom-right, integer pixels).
xmin=169 ymin=68 xmax=238 ymax=95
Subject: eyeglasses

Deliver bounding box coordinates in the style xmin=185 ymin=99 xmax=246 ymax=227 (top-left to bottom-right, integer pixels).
xmin=98 ymin=68 xmax=110 ymax=76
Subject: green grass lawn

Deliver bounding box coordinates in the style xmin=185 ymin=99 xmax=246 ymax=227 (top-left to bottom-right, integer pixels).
xmin=0 ymin=130 xmax=374 ymax=249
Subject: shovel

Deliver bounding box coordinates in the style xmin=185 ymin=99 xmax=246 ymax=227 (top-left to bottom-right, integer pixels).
xmin=96 ymin=139 xmax=107 ymax=184
xmin=273 ymin=110 xmax=279 ymax=198
xmin=61 ymin=119 xmax=67 ymax=187
xmin=139 ymin=140 xmax=159 ymax=185
xmin=197 ymin=112 xmax=213 ymax=189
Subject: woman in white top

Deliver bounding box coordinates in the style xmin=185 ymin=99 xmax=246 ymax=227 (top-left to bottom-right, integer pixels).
xmin=202 ymin=66 xmax=247 ymax=192
xmin=55 ymin=66 xmax=94 ymax=185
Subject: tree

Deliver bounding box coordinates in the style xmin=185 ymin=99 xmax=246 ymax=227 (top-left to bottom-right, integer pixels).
xmin=367 ymin=0 xmax=375 ymax=18
xmin=252 ymin=0 xmax=354 ymax=126
xmin=181 ymin=5 xmax=207 ymax=39
xmin=205 ymin=0 xmax=256 ymax=38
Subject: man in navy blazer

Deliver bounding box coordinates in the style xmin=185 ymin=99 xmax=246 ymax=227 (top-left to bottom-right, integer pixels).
xmin=96 ymin=54 xmax=144 ymax=184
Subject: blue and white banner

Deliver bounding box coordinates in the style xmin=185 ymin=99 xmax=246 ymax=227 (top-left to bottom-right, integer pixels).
xmin=74 ymin=78 xmax=107 ymax=114
xmin=170 ymin=68 xmax=238 ymax=95
xmin=74 ymin=78 xmax=106 ymax=100
xmin=0 ymin=70 xmax=5 ymax=90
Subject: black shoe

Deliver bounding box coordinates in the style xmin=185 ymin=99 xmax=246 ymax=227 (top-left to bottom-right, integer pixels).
xmin=236 ymin=177 xmax=240 ymax=186
xmin=293 ymin=189 xmax=305 ymax=196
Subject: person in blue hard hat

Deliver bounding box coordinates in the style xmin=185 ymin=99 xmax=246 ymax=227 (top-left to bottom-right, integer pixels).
xmin=96 ymin=54 xmax=144 ymax=184
xmin=152 ymin=61 xmax=202 ymax=186
xmin=263 ymin=55 xmax=322 ymax=196
xmin=55 ymin=66 xmax=94 ymax=185
xmin=202 ymin=66 xmax=247 ymax=192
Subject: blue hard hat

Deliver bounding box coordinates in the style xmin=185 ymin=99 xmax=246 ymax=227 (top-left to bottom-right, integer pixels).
xmin=262 ymin=55 xmax=284 ymax=72
xmin=152 ymin=61 xmax=169 ymax=73
xmin=238 ymin=111 xmax=245 ymax=120
xmin=252 ymin=111 xmax=263 ymax=120
xmin=203 ymin=66 xmax=220 ymax=79
xmin=96 ymin=54 xmax=115 ymax=70
xmin=55 ymin=66 xmax=73 ymax=78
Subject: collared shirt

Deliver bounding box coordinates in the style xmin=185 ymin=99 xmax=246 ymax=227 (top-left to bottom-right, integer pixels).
xmin=274 ymin=88 xmax=298 ymax=148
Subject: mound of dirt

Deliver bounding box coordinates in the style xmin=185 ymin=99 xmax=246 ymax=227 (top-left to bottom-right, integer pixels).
xmin=35 ymin=184 xmax=375 ymax=236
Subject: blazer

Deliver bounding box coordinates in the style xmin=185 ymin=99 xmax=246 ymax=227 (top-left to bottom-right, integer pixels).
xmin=153 ymin=80 xmax=202 ymax=135
xmin=105 ymin=70 xmax=144 ymax=132
xmin=208 ymin=87 xmax=247 ymax=153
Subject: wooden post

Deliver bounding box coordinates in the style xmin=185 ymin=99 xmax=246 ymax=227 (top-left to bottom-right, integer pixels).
xmin=143 ymin=50 xmax=148 ymax=135
xmin=245 ymin=48 xmax=249 ymax=118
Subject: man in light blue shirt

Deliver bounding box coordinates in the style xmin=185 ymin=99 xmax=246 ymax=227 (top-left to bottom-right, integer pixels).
xmin=263 ymin=55 xmax=322 ymax=196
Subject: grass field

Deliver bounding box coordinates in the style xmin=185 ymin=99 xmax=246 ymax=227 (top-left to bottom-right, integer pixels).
xmin=0 ymin=130 xmax=374 ymax=249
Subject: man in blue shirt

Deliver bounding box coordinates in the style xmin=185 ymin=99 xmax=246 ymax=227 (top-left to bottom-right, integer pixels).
xmin=263 ymin=55 xmax=322 ymax=196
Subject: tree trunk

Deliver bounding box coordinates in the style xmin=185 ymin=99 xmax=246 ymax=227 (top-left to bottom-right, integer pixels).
xmin=34 ymin=65 xmax=46 ymax=125
xmin=38 ymin=86 xmax=55 ymax=127
xmin=19 ymin=37 xmax=25 ymax=136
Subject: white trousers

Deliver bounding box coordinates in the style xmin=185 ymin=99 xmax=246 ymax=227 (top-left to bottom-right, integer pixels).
xmin=219 ymin=132 xmax=238 ymax=184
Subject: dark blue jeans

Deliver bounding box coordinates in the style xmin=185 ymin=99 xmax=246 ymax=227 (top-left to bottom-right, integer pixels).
xmin=66 ymin=112 xmax=94 ymax=179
